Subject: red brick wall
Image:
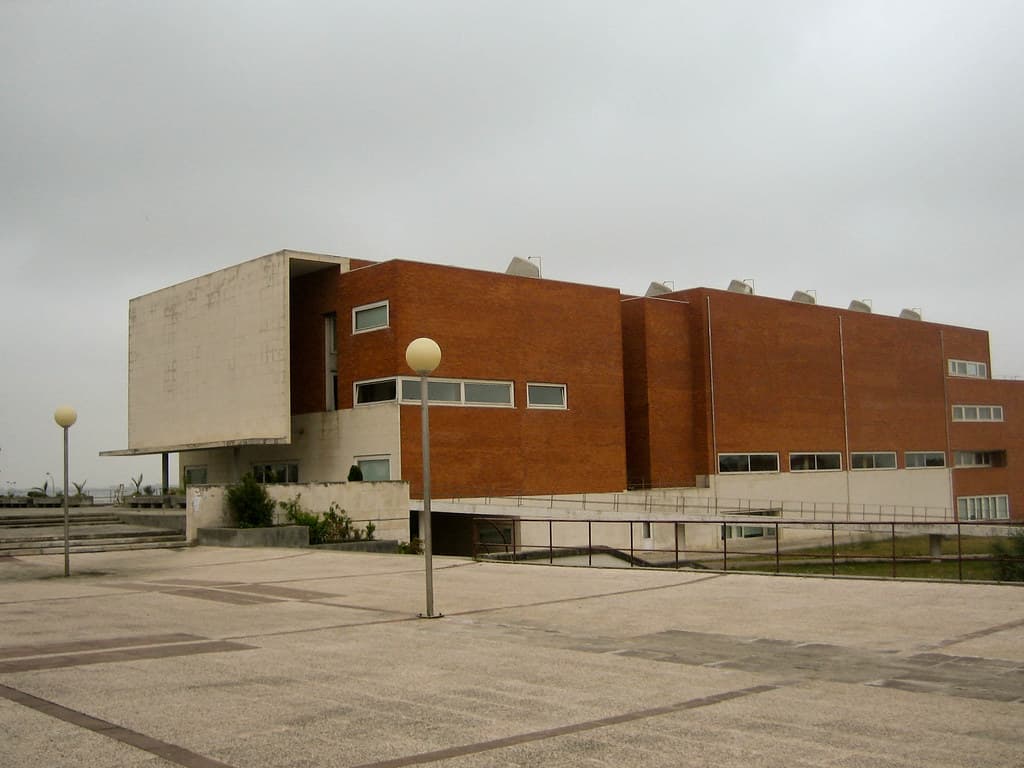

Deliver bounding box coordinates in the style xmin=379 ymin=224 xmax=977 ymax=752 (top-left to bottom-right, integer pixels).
xmin=949 ymin=377 xmax=1024 ymax=520
xmin=293 ymin=260 xmax=627 ymax=497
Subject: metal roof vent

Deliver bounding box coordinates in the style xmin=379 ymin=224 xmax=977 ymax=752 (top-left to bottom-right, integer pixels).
xmin=727 ymin=279 xmax=753 ymax=295
xmin=848 ymin=299 xmax=872 ymax=313
xmin=505 ymin=257 xmax=540 ymax=278
xmin=645 ymin=282 xmax=672 ymax=297
xmin=791 ymin=290 xmax=816 ymax=305
xmin=899 ymin=308 xmax=922 ymax=321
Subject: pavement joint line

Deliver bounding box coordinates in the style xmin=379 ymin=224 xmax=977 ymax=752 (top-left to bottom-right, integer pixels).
xmin=349 ymin=682 xmax=784 ymax=768
xmin=0 ymin=640 xmax=256 ymax=673
xmin=923 ymin=616 xmax=1024 ymax=650
xmin=0 ymin=682 xmax=238 ymax=768
xmin=0 ymin=633 xmax=206 ymax=661
xmin=221 ymin=615 xmax=421 ymax=642
xmin=447 ymin=572 xmax=725 ymax=617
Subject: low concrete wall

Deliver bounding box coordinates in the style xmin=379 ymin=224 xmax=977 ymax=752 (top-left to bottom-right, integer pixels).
xmin=197 ymin=525 xmax=309 ymax=548
xmin=185 ymin=481 xmax=410 ymax=543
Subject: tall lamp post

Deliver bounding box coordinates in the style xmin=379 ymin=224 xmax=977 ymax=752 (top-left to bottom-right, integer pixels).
xmin=54 ymin=406 xmax=77 ymax=577
xmin=405 ymin=337 xmax=442 ymax=618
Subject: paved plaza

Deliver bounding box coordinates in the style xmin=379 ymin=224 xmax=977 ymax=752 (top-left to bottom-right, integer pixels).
xmin=1 ymin=546 xmax=1022 ymax=767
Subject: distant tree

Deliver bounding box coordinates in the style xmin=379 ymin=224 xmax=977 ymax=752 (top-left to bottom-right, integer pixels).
xmin=992 ymin=531 xmax=1024 ymax=582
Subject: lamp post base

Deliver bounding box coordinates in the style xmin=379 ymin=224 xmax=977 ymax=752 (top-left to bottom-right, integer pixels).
xmin=418 ymin=612 xmax=445 ymax=620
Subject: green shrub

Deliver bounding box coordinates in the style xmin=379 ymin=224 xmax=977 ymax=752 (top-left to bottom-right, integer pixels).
xmin=992 ymin=530 xmax=1024 ymax=582
xmin=347 ymin=464 xmax=363 ymax=481
xmin=397 ymin=538 xmax=423 ymax=555
xmin=226 ymin=474 xmax=275 ymax=528
xmin=280 ymin=496 xmax=374 ymax=543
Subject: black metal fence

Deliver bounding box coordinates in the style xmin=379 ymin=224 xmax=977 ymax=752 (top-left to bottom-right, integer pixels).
xmin=471 ymin=516 xmax=1024 ymax=583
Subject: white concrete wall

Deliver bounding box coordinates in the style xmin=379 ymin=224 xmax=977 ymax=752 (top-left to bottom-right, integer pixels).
xmin=128 ymin=252 xmax=293 ymax=450
xmin=186 ymin=480 xmax=410 ymax=542
xmin=181 ymin=405 xmax=402 ymax=484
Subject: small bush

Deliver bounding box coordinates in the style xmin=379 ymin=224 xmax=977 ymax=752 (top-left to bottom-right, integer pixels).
xmin=226 ymin=474 xmax=275 ymax=528
xmin=347 ymin=464 xmax=363 ymax=481
xmin=397 ymin=538 xmax=423 ymax=555
xmin=992 ymin=531 xmax=1024 ymax=582
xmin=280 ymin=496 xmax=374 ymax=543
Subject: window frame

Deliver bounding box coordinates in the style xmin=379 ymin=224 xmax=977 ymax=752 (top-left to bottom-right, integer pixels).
xmin=251 ymin=462 xmax=299 ymax=484
xmin=351 ymin=300 xmax=390 ymax=334
xmin=398 ymin=378 xmax=515 ymax=408
xmin=355 ymin=455 xmax=392 ymax=482
xmin=947 ymin=359 xmax=988 ymax=379
xmin=354 ymin=378 xmax=398 ymax=405
xmin=957 ymin=494 xmax=1010 ymax=521
xmin=789 ymin=452 xmax=842 ymax=472
xmin=904 ymin=451 xmax=946 ymax=469
xmin=952 ymin=404 xmax=1004 ymax=422
xmin=850 ymin=451 xmax=897 ymax=470
xmin=718 ymin=453 xmax=780 ymax=474
xmin=953 ymin=450 xmax=1005 ymax=468
xmin=526 ymin=382 xmax=568 ymax=410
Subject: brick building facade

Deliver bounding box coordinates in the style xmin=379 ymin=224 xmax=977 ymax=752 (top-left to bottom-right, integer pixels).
xmin=112 ymin=251 xmax=1023 ymax=522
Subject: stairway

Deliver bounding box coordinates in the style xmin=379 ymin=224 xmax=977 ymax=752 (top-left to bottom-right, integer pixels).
xmin=0 ymin=507 xmax=188 ymax=556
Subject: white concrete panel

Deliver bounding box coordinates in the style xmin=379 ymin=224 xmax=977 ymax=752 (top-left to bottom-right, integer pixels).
xmin=181 ymin=404 xmax=403 ymax=484
xmin=128 ymin=252 xmax=291 ymax=451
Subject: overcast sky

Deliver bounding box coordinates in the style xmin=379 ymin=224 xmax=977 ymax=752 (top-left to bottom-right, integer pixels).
xmin=2 ymin=1 xmax=1023 ymax=491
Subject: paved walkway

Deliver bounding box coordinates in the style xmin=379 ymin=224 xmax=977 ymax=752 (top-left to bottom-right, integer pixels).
xmin=1 ymin=547 xmax=1022 ymax=767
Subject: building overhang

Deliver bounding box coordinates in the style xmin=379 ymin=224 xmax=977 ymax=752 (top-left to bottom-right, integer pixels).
xmin=101 ymin=437 xmax=292 ymax=457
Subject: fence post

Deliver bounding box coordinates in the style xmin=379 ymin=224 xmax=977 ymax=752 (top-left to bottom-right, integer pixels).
xmin=957 ymin=521 xmax=963 ymax=582
xmin=831 ymin=523 xmax=836 ymax=576
xmin=891 ymin=522 xmax=897 ymax=578
xmin=548 ymin=520 xmax=553 ymax=565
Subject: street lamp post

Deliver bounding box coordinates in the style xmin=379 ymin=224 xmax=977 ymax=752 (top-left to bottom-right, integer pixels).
xmin=405 ymin=337 xmax=442 ymax=618
xmin=53 ymin=406 xmax=77 ymax=577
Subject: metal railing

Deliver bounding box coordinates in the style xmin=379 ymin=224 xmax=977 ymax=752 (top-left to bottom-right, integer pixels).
xmin=447 ymin=493 xmax=954 ymax=522
xmin=471 ymin=516 xmax=1024 ymax=583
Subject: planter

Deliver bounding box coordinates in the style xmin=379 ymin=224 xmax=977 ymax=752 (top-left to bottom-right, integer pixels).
xmin=197 ymin=525 xmax=310 ymax=548
xmin=313 ymin=540 xmax=399 ymax=553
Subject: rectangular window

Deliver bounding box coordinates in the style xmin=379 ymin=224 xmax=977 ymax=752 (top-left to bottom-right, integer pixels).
xmin=399 ymin=378 xmax=513 ymax=407
xmin=356 ymin=456 xmax=391 ymax=481
xmin=957 ymin=494 xmax=1010 ymax=521
xmin=952 ymin=404 xmax=1004 ymax=422
xmin=905 ymin=451 xmax=946 ymax=468
xmin=183 ymin=466 xmax=207 ymax=487
xmin=527 ymin=383 xmax=567 ymax=409
xmin=464 ymin=381 xmax=513 ymax=405
xmin=954 ymin=450 xmax=1006 ymax=468
xmin=789 ymin=452 xmax=842 ymax=472
xmin=252 ymin=463 xmax=298 ymax=483
xmin=352 ymin=301 xmax=389 ymax=333
xmin=355 ymin=378 xmax=397 ymax=404
xmin=850 ymin=452 xmax=897 ymax=470
xmin=948 ymin=359 xmax=988 ymax=379
xmin=718 ymin=453 xmax=780 ymax=473
xmin=325 ymin=314 xmax=337 ymax=411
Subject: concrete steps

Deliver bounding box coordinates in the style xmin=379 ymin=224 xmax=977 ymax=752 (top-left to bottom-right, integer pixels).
xmin=0 ymin=508 xmax=187 ymax=555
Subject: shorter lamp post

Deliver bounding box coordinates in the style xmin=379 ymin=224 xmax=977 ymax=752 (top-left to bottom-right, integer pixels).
xmin=405 ymin=337 xmax=442 ymax=618
xmin=53 ymin=406 xmax=77 ymax=577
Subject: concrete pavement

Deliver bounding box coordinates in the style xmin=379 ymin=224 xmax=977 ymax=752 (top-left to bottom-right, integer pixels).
xmin=1 ymin=547 xmax=1022 ymax=767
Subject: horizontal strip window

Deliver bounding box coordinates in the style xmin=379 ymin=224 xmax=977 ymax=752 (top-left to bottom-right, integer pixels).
xmin=352 ymin=300 xmax=389 ymax=333
xmin=355 ymin=378 xmax=398 ymax=404
xmin=850 ymin=452 xmax=897 ymax=470
xmin=905 ymin=451 xmax=946 ymax=469
xmin=252 ymin=462 xmax=298 ymax=483
xmin=948 ymin=359 xmax=987 ymax=379
xmin=954 ymin=450 xmax=1006 ymax=468
xmin=952 ymin=405 xmax=1004 ymax=422
xmin=718 ymin=453 xmax=780 ymax=473
xmin=527 ymin=383 xmax=567 ymax=409
xmin=957 ymin=494 xmax=1009 ymax=521
xmin=789 ymin=452 xmax=841 ymax=472
xmin=400 ymin=378 xmax=514 ymax=407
